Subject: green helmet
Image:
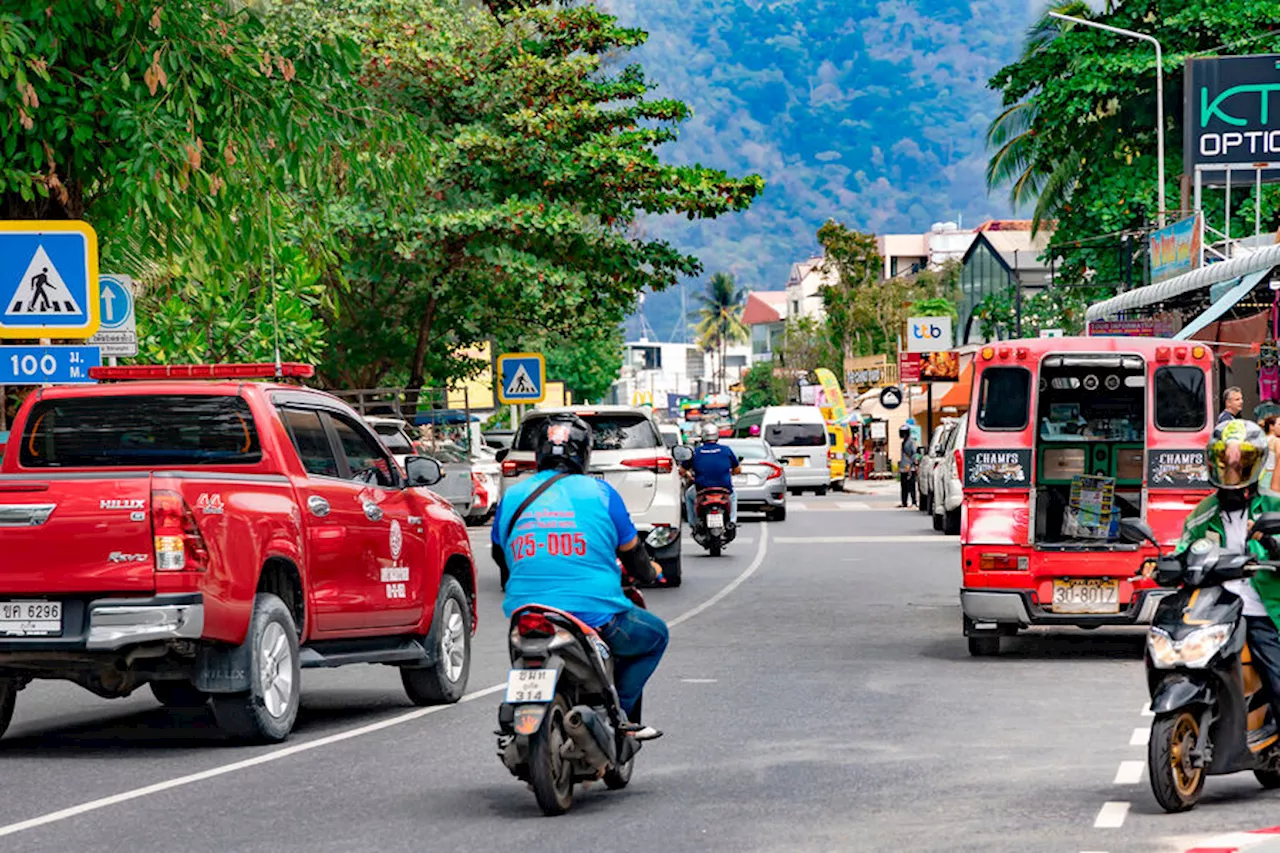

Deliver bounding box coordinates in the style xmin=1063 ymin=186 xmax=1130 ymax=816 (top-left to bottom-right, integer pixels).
xmin=1207 ymin=418 xmax=1269 ymax=490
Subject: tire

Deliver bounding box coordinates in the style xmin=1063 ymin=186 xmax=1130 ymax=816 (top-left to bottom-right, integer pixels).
xmin=944 ymin=506 xmax=961 ymax=535
xmin=402 ymin=576 xmax=472 ymax=706
xmin=709 ymin=539 xmax=722 ymax=557
xmin=967 ymin=635 xmax=1000 ymax=656
xmin=211 ymin=593 xmax=301 ymax=743
xmin=150 ymin=680 xmax=210 ymax=708
xmin=0 ymin=677 xmax=15 ymax=741
xmin=529 ymin=697 xmax=574 ymax=815
xmin=658 ymin=555 xmax=682 ymax=588
xmin=1149 ymin=711 xmax=1206 ymax=812
xmin=816 ymin=486 xmax=829 ymax=496
xmin=1255 ymin=768 xmax=1280 ymax=789
xmin=832 ymin=480 xmax=844 ymax=493
xmin=769 ymin=506 xmax=787 ymax=522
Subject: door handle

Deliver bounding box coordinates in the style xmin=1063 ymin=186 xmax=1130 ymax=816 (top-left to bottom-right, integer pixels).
xmin=363 ymin=502 xmax=384 ymax=522
xmin=307 ymin=495 xmax=331 ymax=518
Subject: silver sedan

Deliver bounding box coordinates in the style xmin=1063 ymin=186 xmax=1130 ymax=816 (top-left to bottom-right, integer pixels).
xmin=722 ymin=438 xmax=787 ymax=522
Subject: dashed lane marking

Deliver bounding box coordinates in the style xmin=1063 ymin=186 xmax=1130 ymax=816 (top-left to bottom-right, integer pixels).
xmin=1130 ymin=727 xmax=1150 ymax=746
xmin=680 ymin=678 xmax=718 ymax=684
xmin=1113 ymin=761 xmax=1144 ymax=785
xmin=1094 ymin=801 xmax=1130 ymax=829
xmin=0 ymin=526 xmax=773 ymax=839
xmin=1141 ymin=702 xmax=1154 ymax=717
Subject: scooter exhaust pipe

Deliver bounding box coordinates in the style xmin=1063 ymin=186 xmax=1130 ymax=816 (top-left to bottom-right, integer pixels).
xmin=565 ymin=706 xmax=616 ymax=768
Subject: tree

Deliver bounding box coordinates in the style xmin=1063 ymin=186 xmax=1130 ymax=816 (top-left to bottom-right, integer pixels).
xmin=816 ymin=221 xmax=881 ymax=361
xmin=693 ymin=272 xmax=749 ymax=393
xmin=776 ymin=316 xmax=840 ymax=378
xmin=740 ymin=361 xmax=786 ymax=410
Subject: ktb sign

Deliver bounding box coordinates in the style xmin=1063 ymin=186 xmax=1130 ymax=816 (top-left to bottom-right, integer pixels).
xmin=906 ymin=316 xmax=952 ymax=353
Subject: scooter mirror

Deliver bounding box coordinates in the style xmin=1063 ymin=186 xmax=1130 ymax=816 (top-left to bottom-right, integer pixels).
xmin=1253 ymin=512 xmax=1280 ymax=537
xmin=672 ymin=445 xmax=694 ymax=464
xmin=1119 ymin=518 xmax=1158 ymax=548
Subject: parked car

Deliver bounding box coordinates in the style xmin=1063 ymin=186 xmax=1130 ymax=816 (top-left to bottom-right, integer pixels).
xmin=721 ymin=438 xmax=787 ymax=521
xmin=931 ymin=416 xmax=967 ymax=535
xmin=504 ymin=406 xmax=684 ymax=586
xmin=0 ymin=365 xmax=477 ymax=743
xmin=917 ymin=419 xmax=956 ymax=514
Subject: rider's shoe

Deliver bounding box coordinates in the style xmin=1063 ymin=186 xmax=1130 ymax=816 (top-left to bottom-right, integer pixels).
xmin=627 ymin=725 xmax=663 ymax=741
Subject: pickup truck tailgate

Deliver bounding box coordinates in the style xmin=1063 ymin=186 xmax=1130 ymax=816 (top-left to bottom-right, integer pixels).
xmin=0 ymin=475 xmax=156 ymax=593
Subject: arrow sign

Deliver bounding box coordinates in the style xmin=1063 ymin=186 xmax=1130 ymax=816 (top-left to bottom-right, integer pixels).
xmin=87 ymin=275 xmax=138 ymax=357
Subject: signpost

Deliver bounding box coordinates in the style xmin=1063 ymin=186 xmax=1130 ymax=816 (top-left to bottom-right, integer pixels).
xmin=0 ymin=221 xmax=100 ymax=340
xmin=87 ymin=274 xmax=138 ymax=359
xmin=496 ymin=352 xmax=546 ymax=405
xmin=0 ymin=346 xmax=100 ymax=385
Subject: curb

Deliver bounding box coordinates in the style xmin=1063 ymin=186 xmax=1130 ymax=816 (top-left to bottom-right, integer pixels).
xmin=1186 ymin=827 xmax=1280 ymax=853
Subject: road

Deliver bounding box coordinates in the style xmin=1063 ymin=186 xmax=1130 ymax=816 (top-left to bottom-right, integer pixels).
xmin=1 ymin=487 xmax=1278 ymax=852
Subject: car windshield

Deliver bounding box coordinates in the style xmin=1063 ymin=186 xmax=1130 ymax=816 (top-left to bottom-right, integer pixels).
xmin=370 ymin=423 xmax=414 ymax=453
xmin=427 ymin=443 xmax=467 ymax=463
xmin=765 ymin=422 xmax=825 ymax=447
xmin=723 ymin=440 xmax=772 ymax=461
xmin=19 ymin=395 xmax=262 ymax=467
xmin=516 ymin=414 xmax=658 ymax=451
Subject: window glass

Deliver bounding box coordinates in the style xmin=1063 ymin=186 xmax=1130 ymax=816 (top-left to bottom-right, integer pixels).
xmin=283 ymin=409 xmax=339 ymax=478
xmin=765 ymin=423 xmax=826 ymax=447
xmin=723 ymin=440 xmax=772 ymax=460
xmin=330 ymin=416 xmax=396 ymax=486
xmin=371 ymin=423 xmax=414 ymax=453
xmin=20 ymin=395 xmax=260 ymax=468
xmin=977 ymin=368 xmax=1031 ymax=430
xmin=515 ymin=415 xmax=658 ymax=451
xmin=1155 ymin=366 xmax=1207 ymax=430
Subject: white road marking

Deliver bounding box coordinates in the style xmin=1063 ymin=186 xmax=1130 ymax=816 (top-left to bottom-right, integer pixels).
xmin=1141 ymin=702 xmax=1153 ymax=717
xmin=0 ymin=524 xmax=773 ymax=839
xmin=1130 ymin=727 xmax=1150 ymax=746
xmin=1113 ymin=761 xmax=1143 ymax=785
xmin=773 ymin=535 xmax=943 ymax=544
xmin=1093 ymin=801 xmax=1130 ymax=828
xmin=680 ymin=678 xmax=718 ymax=684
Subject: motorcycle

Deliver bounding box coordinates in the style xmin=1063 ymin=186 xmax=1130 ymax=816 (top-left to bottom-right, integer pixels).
xmin=1119 ymin=515 xmax=1280 ymax=812
xmin=496 ymin=580 xmax=647 ymax=815
xmin=689 ymin=486 xmax=735 ymax=557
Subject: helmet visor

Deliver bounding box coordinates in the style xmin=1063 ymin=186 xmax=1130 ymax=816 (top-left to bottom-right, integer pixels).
xmin=1207 ymin=438 xmax=1266 ymax=489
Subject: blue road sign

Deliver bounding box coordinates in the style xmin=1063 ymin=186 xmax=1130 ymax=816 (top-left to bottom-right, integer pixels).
xmin=497 ymin=352 xmax=546 ymax=404
xmin=98 ymin=275 xmax=133 ymax=330
xmin=0 ymin=221 xmax=100 ymax=339
xmin=0 ymin=346 xmax=101 ymax=384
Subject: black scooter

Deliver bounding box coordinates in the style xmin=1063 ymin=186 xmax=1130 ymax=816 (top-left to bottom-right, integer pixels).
xmin=1119 ymin=515 xmax=1280 ymax=812
xmin=673 ymin=445 xmax=736 ymax=557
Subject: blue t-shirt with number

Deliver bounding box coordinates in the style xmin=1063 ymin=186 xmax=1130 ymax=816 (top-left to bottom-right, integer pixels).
xmin=492 ymin=471 xmax=638 ymax=626
xmin=685 ymin=442 xmax=740 ymax=490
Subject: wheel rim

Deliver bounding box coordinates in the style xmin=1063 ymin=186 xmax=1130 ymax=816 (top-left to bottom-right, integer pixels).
xmin=1169 ymin=713 xmax=1203 ymax=798
xmin=439 ymin=598 xmax=467 ymax=683
xmin=258 ymin=622 xmax=294 ymax=719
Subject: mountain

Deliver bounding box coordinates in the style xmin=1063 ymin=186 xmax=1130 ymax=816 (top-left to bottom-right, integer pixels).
xmin=608 ymin=0 xmax=1040 ymax=341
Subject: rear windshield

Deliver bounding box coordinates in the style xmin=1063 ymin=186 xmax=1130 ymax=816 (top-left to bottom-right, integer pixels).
xmin=723 ymin=440 xmax=771 ymax=460
xmin=977 ymin=368 xmax=1031 ymax=431
xmin=516 ymin=415 xmax=659 ymax=451
xmin=20 ymin=395 xmax=261 ymax=468
xmin=765 ymin=423 xmax=825 ymax=447
xmin=371 ymin=423 xmax=414 ymax=453
xmin=1154 ymin=366 xmax=1206 ymax=430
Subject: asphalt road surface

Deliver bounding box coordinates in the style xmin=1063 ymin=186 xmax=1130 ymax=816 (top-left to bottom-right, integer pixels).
xmin=2 ymin=487 xmax=1278 ymax=852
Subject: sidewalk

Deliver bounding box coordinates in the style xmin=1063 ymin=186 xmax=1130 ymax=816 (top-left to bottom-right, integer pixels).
xmin=840 ymin=478 xmax=902 ymax=498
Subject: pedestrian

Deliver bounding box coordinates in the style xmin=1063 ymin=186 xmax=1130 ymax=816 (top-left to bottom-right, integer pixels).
xmin=1263 ymin=414 xmax=1280 ymax=497
xmin=898 ymin=423 xmax=917 ymax=508
xmin=1219 ymin=386 xmax=1244 ymax=424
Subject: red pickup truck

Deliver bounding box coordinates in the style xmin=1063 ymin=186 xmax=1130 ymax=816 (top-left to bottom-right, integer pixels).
xmin=0 ymin=366 xmax=477 ymax=742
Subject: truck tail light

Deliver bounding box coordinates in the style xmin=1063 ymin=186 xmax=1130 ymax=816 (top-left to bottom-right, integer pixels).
xmin=979 ymin=553 xmax=1028 ymax=571
xmin=953 ymin=448 xmax=963 ymax=480
xmin=471 ymin=473 xmax=489 ymax=511
xmin=502 ymin=458 xmax=537 ymax=478
xmin=151 ymin=488 xmax=209 ymax=571
xmin=763 ymin=462 xmax=783 ymax=480
xmin=621 ymin=456 xmax=673 ymax=474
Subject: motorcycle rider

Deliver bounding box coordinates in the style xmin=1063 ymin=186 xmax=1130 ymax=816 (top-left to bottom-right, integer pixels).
xmin=680 ymin=422 xmax=742 ymax=529
xmin=1157 ymin=420 xmax=1280 ymax=715
xmin=491 ymin=413 xmax=668 ymax=740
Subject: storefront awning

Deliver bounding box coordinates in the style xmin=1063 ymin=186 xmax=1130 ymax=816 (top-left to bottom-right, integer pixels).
xmin=937 ymin=364 xmax=973 ymax=409
xmin=1174 ymin=268 xmax=1273 ymax=340
xmin=1085 ymin=243 xmax=1280 ymax=322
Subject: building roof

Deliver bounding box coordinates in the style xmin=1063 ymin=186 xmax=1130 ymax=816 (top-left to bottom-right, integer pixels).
xmin=786 ymin=257 xmax=824 ymax=286
xmin=742 ymin=291 xmax=787 ymax=325
xmin=966 ymin=230 xmax=1054 ymax=272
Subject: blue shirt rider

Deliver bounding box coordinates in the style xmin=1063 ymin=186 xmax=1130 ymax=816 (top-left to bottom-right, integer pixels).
xmin=680 ymin=422 xmax=742 ymax=526
xmin=491 ymin=413 xmax=668 ymax=740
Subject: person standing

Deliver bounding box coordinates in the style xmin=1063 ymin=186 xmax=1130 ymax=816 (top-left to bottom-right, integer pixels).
xmin=1263 ymin=414 xmax=1280 ymax=497
xmin=1218 ymin=386 xmax=1244 ymax=425
xmin=898 ymin=423 xmax=917 ymax=508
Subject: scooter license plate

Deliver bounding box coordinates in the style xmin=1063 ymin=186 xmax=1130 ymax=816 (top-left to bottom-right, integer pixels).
xmin=1051 ymin=579 xmax=1120 ymax=614
xmin=506 ymin=669 xmax=558 ymax=703
xmin=707 ymin=512 xmax=725 ymax=529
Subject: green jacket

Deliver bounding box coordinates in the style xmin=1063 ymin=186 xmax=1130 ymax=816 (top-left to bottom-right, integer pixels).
xmin=1174 ymin=492 xmax=1280 ymax=627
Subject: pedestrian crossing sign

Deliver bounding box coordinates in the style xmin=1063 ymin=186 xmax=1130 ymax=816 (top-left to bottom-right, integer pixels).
xmin=0 ymin=221 xmax=100 ymax=339
xmin=497 ymin=352 xmax=546 ymax=404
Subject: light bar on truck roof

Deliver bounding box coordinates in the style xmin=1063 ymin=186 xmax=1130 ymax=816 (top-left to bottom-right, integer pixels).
xmin=88 ymin=363 xmax=315 ymax=381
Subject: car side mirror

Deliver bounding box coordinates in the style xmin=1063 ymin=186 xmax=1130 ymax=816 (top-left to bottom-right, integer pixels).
xmin=494 ymin=447 xmax=510 ymax=463
xmin=1254 ymin=512 xmax=1280 ymax=537
xmin=672 ymin=445 xmax=694 ymax=464
xmin=404 ymin=456 xmax=443 ymax=488
xmin=1119 ymin=518 xmax=1158 ymax=547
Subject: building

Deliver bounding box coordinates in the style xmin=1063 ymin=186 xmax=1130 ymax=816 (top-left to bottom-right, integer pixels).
xmin=784 ymin=257 xmax=835 ymax=320
xmin=877 ymin=222 xmax=977 ymax=280
xmin=742 ymin=291 xmax=788 ymax=364
xmin=608 ymin=339 xmax=751 ymax=413
xmin=956 ymin=221 xmax=1054 ymax=345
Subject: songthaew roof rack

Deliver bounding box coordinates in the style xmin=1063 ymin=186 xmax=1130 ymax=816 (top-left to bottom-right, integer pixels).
xmin=88 ymin=362 xmax=315 ymax=381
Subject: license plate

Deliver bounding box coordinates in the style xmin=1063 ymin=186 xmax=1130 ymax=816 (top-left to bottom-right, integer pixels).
xmin=732 ymin=474 xmax=747 ymax=486
xmin=589 ymin=471 xmax=605 ymax=480
xmin=0 ymin=600 xmax=62 ymax=637
xmin=506 ymin=668 xmax=558 ymax=703
xmin=707 ymin=512 xmax=725 ymax=529
xmin=787 ymin=457 xmax=805 ymax=467
xmin=1051 ymin=579 xmax=1120 ymax=614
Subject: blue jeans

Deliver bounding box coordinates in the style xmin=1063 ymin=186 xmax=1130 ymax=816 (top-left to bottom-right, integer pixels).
xmin=596 ymin=607 xmax=669 ymax=718
xmin=1247 ymin=616 xmax=1280 ymax=717
xmin=685 ymin=486 xmax=737 ymax=525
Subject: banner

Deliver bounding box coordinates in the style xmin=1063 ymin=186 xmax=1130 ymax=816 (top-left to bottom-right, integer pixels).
xmin=919 ymin=350 xmax=959 ymax=383
xmin=898 ymin=352 xmax=921 ymax=383
xmin=844 ymin=354 xmax=896 ymax=389
xmin=1148 ymin=214 xmax=1202 ymax=283
xmin=1088 ymin=319 xmax=1177 ymax=337
xmin=1184 ymin=55 xmax=1280 ymax=183
xmin=813 ymin=367 xmax=847 ymax=423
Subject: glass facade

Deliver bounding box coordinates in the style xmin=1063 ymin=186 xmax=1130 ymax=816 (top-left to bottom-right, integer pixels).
xmin=958 ymin=239 xmax=1013 ymax=345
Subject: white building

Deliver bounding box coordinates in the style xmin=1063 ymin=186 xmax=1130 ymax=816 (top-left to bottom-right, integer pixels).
xmin=877 ymin=221 xmax=977 ymax=280
xmin=608 ymin=339 xmax=751 ymax=414
xmin=784 ymin=257 xmax=836 ymax=320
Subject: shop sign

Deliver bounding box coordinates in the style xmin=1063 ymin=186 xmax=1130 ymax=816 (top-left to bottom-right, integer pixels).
xmin=1148 ymin=214 xmax=1202 ymax=283
xmin=1183 ymin=54 xmax=1280 ymax=182
xmin=1087 ymin=319 xmax=1177 ymax=337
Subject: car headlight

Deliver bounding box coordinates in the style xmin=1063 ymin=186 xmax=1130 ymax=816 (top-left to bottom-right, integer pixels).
xmin=1146 ymin=624 xmax=1232 ymax=669
xmin=646 ymin=525 xmax=678 ymax=549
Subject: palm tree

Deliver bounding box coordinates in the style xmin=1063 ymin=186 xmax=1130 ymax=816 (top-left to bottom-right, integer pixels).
xmin=694 ymin=272 xmax=749 ymax=393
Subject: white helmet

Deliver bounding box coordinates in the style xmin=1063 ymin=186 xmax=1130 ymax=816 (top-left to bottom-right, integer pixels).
xmin=701 ymin=423 xmax=720 ymax=442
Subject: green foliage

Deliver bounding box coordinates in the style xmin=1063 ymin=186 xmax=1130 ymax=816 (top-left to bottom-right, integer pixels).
xmin=543 ymin=324 xmax=624 ymax=404
xmin=776 ymin=316 xmax=841 ymax=377
xmin=694 ymin=271 xmax=748 ymax=392
xmin=740 ymin=361 xmax=786 ymax=410
xmin=975 ymin=283 xmax=1109 ymax=339
xmin=816 ymin=221 xmax=880 ymax=361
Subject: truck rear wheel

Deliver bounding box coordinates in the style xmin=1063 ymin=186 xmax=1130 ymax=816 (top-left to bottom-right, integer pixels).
xmin=211 ymin=593 xmax=301 ymax=743
xmin=0 ymin=678 xmax=15 ymax=740
xmin=402 ymin=576 xmax=471 ymax=706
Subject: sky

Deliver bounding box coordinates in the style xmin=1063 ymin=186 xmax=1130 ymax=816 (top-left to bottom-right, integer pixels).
xmin=606 ymin=0 xmax=1043 ymax=341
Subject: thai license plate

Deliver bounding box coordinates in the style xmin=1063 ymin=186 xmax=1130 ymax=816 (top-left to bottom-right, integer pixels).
xmin=506 ymin=668 xmax=558 ymax=703
xmin=589 ymin=471 xmax=605 ymax=480
xmin=787 ymin=457 xmax=805 ymax=467
xmin=1051 ymin=579 xmax=1120 ymax=614
xmin=732 ymin=474 xmax=748 ymax=486
xmin=0 ymin=600 xmax=62 ymax=636
xmin=707 ymin=512 xmax=725 ymax=529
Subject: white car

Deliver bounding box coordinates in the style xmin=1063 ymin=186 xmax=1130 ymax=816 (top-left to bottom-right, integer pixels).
xmin=502 ymin=406 xmax=684 ymax=586
xmin=467 ymin=445 xmax=503 ymax=525
xmin=365 ymin=417 xmax=474 ymax=515
xmin=930 ymin=417 xmax=967 ymax=535
xmin=917 ymin=419 xmax=956 ymax=514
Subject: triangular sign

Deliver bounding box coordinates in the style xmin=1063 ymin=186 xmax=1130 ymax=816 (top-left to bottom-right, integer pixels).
xmin=505 ymin=364 xmax=538 ymax=396
xmin=5 ymin=245 xmax=83 ymax=318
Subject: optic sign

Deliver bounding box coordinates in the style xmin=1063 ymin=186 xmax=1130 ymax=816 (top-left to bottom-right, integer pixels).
xmin=0 ymin=221 xmax=100 ymax=339
xmin=906 ymin=316 xmax=952 ymax=353
xmin=1183 ymin=54 xmax=1280 ymax=182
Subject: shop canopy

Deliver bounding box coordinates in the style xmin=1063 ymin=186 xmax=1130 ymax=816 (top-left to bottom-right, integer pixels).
xmin=937 ymin=364 xmax=973 ymax=409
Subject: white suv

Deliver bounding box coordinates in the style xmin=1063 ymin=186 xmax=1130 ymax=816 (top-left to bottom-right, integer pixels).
xmin=930 ymin=417 xmax=967 ymax=535
xmin=502 ymin=406 xmax=684 ymax=585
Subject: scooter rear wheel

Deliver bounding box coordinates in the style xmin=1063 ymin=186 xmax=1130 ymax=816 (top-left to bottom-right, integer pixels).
xmin=709 ymin=540 xmax=722 ymax=557
xmin=1255 ymin=768 xmax=1280 ymax=789
xmin=529 ymin=697 xmax=574 ymax=816
xmin=1150 ymin=711 xmax=1206 ymax=812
